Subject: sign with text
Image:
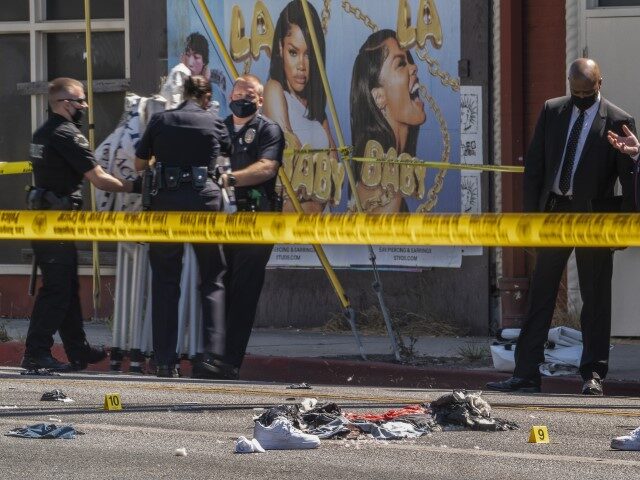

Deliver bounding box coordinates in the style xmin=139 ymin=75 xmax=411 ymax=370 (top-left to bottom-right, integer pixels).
xmin=167 ymin=0 xmax=462 ymax=268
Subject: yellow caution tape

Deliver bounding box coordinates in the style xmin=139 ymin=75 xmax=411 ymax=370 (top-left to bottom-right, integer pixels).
xmin=0 ymin=210 xmax=639 ymax=247
xmin=351 ymin=156 xmax=524 ymax=174
xmin=0 ymin=162 xmax=32 ymax=175
xmin=284 ymin=146 xmax=352 ymax=155
xmin=0 ymin=158 xmax=523 ymax=175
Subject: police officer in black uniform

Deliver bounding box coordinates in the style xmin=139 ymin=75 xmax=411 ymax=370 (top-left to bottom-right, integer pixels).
xmin=135 ymin=75 xmax=229 ymax=378
xmin=211 ymin=74 xmax=284 ymax=379
xmin=23 ymin=77 xmax=138 ymax=372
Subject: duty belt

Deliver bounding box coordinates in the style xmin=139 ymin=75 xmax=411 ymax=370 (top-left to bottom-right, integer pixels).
xmin=160 ymin=165 xmax=209 ymax=191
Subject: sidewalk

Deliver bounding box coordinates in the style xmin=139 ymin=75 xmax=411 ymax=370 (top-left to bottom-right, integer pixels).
xmin=2 ymin=318 xmax=640 ymax=396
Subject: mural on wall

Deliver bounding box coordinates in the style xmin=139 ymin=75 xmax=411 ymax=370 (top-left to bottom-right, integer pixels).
xmin=167 ymin=0 xmax=462 ymax=268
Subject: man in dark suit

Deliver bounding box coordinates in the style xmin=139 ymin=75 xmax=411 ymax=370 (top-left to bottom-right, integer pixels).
xmin=487 ymin=58 xmax=636 ymax=395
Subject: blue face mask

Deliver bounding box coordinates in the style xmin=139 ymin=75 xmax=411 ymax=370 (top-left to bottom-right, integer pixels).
xmin=229 ymin=99 xmax=257 ymax=118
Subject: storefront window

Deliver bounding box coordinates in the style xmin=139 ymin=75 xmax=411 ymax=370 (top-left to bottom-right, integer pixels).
xmin=47 ymin=32 xmax=125 ymax=79
xmin=46 ymin=0 xmax=124 ymax=20
xmin=597 ymin=1 xmax=640 ymax=6
xmin=47 ymin=31 xmax=125 ymax=144
xmin=0 ymin=34 xmax=31 ymax=263
xmin=0 ymin=1 xmax=29 ymax=22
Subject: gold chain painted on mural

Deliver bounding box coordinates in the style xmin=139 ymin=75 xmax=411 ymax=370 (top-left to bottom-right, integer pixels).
xmin=416 ymin=46 xmax=460 ymax=92
xmin=321 ymin=0 xmax=332 ymax=33
xmin=416 ymin=86 xmax=449 ymax=213
xmin=341 ymin=0 xmax=379 ymax=32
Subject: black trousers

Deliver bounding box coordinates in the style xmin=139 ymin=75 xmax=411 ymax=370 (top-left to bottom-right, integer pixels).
xmin=221 ymin=243 xmax=273 ymax=368
xmin=149 ymin=242 xmax=226 ymax=365
xmin=514 ymin=195 xmax=614 ymax=381
xmin=148 ymin=182 xmax=225 ymax=365
xmin=25 ymin=241 xmax=89 ymax=360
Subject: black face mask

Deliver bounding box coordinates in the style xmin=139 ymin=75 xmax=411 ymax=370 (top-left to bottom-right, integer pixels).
xmin=71 ymin=108 xmax=84 ymax=126
xmin=229 ymin=99 xmax=258 ymax=118
xmin=572 ymin=93 xmax=598 ymax=111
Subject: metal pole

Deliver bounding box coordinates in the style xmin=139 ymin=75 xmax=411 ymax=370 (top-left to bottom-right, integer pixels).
xmin=195 ymin=0 xmax=366 ymax=360
xmin=83 ymin=0 xmax=102 ymax=314
xmin=299 ymin=0 xmax=400 ymax=360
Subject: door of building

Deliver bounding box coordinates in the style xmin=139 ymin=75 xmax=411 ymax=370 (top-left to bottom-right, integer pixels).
xmin=585 ymin=5 xmax=640 ymax=335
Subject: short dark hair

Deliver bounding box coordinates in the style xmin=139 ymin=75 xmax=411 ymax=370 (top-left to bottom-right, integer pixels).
xmin=48 ymin=77 xmax=83 ymax=98
xmin=185 ymin=32 xmax=209 ymax=66
xmin=183 ymin=75 xmax=212 ymax=100
xmin=268 ymin=0 xmax=326 ymax=123
xmin=350 ymin=30 xmax=419 ymax=181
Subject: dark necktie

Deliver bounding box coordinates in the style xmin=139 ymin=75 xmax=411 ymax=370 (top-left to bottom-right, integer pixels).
xmin=559 ymin=110 xmax=586 ymax=195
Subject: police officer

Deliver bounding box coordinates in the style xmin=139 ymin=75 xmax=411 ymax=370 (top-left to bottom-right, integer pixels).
xmin=23 ymin=77 xmax=138 ymax=372
xmin=211 ymin=74 xmax=284 ymax=379
xmin=135 ymin=75 xmax=229 ymax=378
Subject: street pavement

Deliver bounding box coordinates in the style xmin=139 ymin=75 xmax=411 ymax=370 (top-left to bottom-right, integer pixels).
xmin=0 ymin=368 xmax=640 ymax=479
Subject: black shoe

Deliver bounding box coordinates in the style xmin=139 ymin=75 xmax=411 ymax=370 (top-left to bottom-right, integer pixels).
xmin=21 ymin=354 xmax=70 ymax=372
xmin=156 ymin=365 xmax=179 ymax=378
xmin=582 ymin=378 xmax=603 ymax=396
xmin=68 ymin=346 xmax=108 ymax=371
xmin=192 ymin=357 xmax=239 ymax=380
xmin=486 ymin=376 xmax=541 ymax=393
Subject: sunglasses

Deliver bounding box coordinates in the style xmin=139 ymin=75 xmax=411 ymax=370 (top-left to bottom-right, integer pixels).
xmin=58 ymin=98 xmax=88 ymax=105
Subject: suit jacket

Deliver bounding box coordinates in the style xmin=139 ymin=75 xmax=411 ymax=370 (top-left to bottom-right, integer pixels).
xmin=523 ymin=96 xmax=636 ymax=213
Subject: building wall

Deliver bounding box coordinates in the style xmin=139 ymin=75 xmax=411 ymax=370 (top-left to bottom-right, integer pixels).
xmin=0 ymin=1 xmax=493 ymax=336
xmin=523 ymin=0 xmax=567 ymax=149
xmin=0 ymin=274 xmax=115 ymax=320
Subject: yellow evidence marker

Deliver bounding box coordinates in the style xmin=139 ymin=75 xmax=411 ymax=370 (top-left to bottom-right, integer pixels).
xmin=528 ymin=426 xmax=549 ymax=443
xmin=103 ymin=393 xmax=122 ymax=411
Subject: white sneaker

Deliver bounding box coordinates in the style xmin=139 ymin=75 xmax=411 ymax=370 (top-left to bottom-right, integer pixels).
xmin=254 ymin=417 xmax=320 ymax=450
xmin=611 ymin=427 xmax=640 ymax=450
xmin=251 ymin=438 xmax=265 ymax=453
xmin=235 ymin=436 xmax=255 ymax=454
xmin=234 ymin=436 xmax=266 ymax=454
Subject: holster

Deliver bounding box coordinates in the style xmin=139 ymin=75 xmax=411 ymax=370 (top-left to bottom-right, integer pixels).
xmin=236 ymin=189 xmax=282 ymax=212
xmin=26 ymin=186 xmax=82 ymax=210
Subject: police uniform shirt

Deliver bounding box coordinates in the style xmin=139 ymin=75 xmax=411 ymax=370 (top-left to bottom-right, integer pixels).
xmin=136 ymin=100 xmax=230 ymax=169
xmin=30 ymin=114 xmax=96 ymax=196
xmin=223 ymin=113 xmax=284 ymax=199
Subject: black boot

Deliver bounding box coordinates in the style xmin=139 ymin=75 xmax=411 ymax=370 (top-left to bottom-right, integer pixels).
xmin=21 ymin=354 xmax=69 ymax=372
xmin=192 ymin=355 xmax=239 ymax=380
xmin=68 ymin=345 xmax=108 ymax=371
xmin=156 ymin=365 xmax=179 ymax=378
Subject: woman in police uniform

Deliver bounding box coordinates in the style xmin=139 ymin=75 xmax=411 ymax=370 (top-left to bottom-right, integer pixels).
xmin=135 ymin=75 xmax=229 ymax=378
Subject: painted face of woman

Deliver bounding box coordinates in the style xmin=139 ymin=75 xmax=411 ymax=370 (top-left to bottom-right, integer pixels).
xmin=376 ymin=37 xmax=426 ymax=129
xmin=184 ymin=49 xmax=205 ymax=76
xmin=281 ymin=24 xmax=310 ymax=96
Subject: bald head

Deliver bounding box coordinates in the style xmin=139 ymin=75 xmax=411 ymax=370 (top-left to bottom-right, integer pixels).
xmin=568 ymin=58 xmax=602 ymax=110
xmin=568 ymin=58 xmax=601 ymax=84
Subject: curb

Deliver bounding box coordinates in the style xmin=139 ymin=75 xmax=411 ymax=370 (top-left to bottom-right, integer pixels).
xmin=1 ymin=341 xmax=639 ymax=397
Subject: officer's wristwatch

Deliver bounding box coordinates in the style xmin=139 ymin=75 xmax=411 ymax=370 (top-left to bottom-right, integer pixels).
xmin=226 ymin=173 xmax=237 ymax=187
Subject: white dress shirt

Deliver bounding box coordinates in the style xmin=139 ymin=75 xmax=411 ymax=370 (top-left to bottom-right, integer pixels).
xmin=552 ymin=94 xmax=601 ymax=196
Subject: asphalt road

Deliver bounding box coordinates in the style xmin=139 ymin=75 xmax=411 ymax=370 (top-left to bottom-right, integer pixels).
xmin=0 ymin=368 xmax=639 ymax=480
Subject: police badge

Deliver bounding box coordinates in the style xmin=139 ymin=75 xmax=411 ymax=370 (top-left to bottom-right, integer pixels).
xmin=244 ymin=128 xmax=256 ymax=145
xmin=74 ymin=134 xmax=90 ymax=148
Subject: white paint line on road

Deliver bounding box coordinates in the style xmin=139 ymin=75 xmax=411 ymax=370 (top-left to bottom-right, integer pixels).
xmin=373 ymin=443 xmax=640 ymax=468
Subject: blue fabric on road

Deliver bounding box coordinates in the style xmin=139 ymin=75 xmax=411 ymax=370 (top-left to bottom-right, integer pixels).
xmin=6 ymin=423 xmax=78 ymax=439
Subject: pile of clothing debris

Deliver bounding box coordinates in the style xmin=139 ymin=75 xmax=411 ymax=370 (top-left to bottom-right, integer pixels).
xmin=247 ymin=390 xmax=517 ymax=450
